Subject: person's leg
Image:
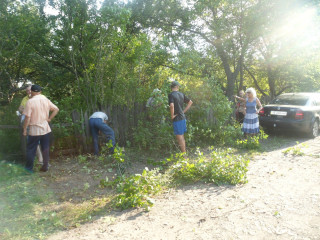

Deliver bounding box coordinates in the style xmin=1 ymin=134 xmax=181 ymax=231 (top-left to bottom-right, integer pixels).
xmin=239 ymin=112 xmax=244 ymax=124
xmin=173 ymin=119 xmax=187 ymax=153
xmin=97 ymin=121 xmax=115 ymax=154
xmin=89 ymin=118 xmax=100 ymax=155
xmin=25 ymin=135 xmax=40 ymax=172
xmin=39 ymin=133 xmax=51 ymax=171
xmin=36 ymin=144 xmax=43 ymax=164
xmin=175 ymin=134 xmax=186 ymax=153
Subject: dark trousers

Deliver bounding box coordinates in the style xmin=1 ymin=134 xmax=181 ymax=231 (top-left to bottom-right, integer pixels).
xmin=25 ymin=133 xmax=51 ymax=172
xmin=89 ymin=118 xmax=115 ymax=155
xmin=236 ymin=112 xmax=245 ymax=124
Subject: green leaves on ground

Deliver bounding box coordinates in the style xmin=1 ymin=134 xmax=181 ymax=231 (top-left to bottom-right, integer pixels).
xmin=113 ymin=168 xmax=162 ymax=211
xmin=236 ymin=130 xmax=269 ymax=150
xmin=168 ymin=148 xmax=249 ymax=185
xmin=105 ymin=148 xmax=249 ymax=210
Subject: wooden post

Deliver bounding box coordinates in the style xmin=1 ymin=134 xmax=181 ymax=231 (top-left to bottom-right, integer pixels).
xmin=80 ymin=109 xmax=88 ymax=152
xmin=84 ymin=110 xmax=90 ymax=145
xmin=19 ymin=122 xmax=27 ymax=159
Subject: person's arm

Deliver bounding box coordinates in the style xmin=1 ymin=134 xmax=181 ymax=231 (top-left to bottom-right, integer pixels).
xmin=234 ymin=95 xmax=246 ymax=102
xmin=47 ymin=108 xmax=59 ymax=123
xmin=183 ymin=100 xmax=193 ymax=114
xmin=235 ymin=102 xmax=240 ymax=111
xmin=18 ymin=105 xmax=24 ymax=114
xmin=170 ymin=103 xmax=177 ymax=120
xmin=23 ymin=116 xmax=30 ymax=136
xmin=256 ymin=98 xmax=263 ymax=114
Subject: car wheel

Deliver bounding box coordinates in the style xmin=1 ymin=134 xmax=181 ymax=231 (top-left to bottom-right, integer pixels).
xmin=309 ymin=120 xmax=319 ymax=138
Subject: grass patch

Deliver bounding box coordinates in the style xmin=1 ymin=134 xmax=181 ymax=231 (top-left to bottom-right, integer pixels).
xmin=282 ymin=142 xmax=307 ymax=156
xmin=0 ymin=161 xmax=56 ymax=239
xmin=0 ymin=161 xmax=112 ymax=240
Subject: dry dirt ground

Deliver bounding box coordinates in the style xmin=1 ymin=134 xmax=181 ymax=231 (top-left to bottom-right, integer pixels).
xmin=47 ymin=136 xmax=320 ymax=240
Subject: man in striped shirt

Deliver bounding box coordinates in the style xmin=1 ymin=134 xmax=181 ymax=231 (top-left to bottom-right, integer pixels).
xmin=23 ymin=85 xmax=59 ymax=172
xmin=19 ymin=84 xmax=43 ymax=164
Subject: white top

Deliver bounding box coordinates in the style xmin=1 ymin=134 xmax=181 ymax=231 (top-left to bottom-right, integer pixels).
xmin=90 ymin=112 xmax=108 ymax=121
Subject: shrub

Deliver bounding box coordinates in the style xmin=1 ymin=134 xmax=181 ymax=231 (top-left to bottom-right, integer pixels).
xmin=0 ymin=98 xmax=23 ymax=156
xmin=168 ymin=148 xmax=249 ymax=185
xmin=102 ymin=147 xmax=249 ymax=211
xmin=133 ymin=120 xmax=174 ymax=151
xmin=132 ymin=87 xmax=174 ymax=151
xmin=236 ymin=130 xmax=268 ymax=150
xmin=113 ymin=168 xmax=163 ymax=210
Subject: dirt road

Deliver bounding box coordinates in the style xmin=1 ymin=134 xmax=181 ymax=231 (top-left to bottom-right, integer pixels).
xmin=48 ymin=136 xmax=320 ymax=240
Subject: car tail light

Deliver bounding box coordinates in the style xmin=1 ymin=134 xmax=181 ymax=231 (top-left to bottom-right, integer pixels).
xmin=259 ymin=108 xmax=265 ymax=116
xmin=295 ymin=110 xmax=304 ymax=119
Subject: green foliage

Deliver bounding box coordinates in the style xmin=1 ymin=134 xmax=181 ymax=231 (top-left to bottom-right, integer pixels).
xmin=236 ymin=130 xmax=269 ymax=150
xmin=0 ymin=0 xmax=49 ymax=104
xmin=98 ymin=140 xmax=126 ymax=164
xmin=191 ymin=123 xmax=243 ymax=147
xmin=103 ymin=146 xmax=249 ymax=211
xmin=133 ymin=120 xmax=174 ymax=151
xmin=209 ymin=148 xmax=249 ymax=185
xmin=0 ymin=98 xmax=23 ymax=155
xmin=77 ymin=154 xmax=89 ymax=164
xmin=282 ymin=142 xmax=307 ymax=156
xmin=132 ymin=86 xmax=174 ymax=151
xmin=113 ymin=168 xmax=162 ymax=210
xmin=187 ymin=80 xmax=240 ymax=146
xmin=168 ymin=148 xmax=249 ymax=185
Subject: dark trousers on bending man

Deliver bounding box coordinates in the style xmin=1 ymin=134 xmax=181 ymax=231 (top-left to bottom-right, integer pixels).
xmin=89 ymin=118 xmax=115 ymax=155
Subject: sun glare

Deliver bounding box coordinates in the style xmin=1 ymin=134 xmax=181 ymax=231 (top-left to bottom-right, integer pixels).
xmin=275 ymin=7 xmax=320 ymax=50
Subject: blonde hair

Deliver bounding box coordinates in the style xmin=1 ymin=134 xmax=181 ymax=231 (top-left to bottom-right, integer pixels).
xmin=246 ymin=87 xmax=257 ymax=98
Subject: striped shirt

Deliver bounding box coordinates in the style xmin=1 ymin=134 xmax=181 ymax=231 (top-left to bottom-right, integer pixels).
xmin=23 ymin=95 xmax=59 ymax=136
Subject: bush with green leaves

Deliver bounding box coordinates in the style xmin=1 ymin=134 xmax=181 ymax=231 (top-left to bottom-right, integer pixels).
xmin=168 ymin=148 xmax=249 ymax=185
xmin=190 ymin=123 xmax=243 ymax=147
xmin=113 ymin=168 xmax=163 ymax=210
xmin=0 ymin=98 xmax=22 ymax=155
xmin=133 ymin=120 xmax=174 ymax=151
xmin=132 ymin=86 xmax=175 ymax=151
xmin=236 ymin=130 xmax=269 ymax=150
xmin=186 ymin=80 xmax=242 ymax=146
xmin=101 ymin=147 xmax=249 ymax=211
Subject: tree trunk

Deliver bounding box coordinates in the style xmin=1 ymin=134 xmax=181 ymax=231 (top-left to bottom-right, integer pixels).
xmin=226 ymin=72 xmax=236 ymax=100
xmin=239 ymin=56 xmax=244 ymax=91
xmin=267 ymin=64 xmax=276 ymax=99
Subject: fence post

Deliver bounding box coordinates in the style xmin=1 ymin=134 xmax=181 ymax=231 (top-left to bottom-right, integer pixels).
xmin=19 ymin=121 xmax=27 ymax=159
xmin=84 ymin=110 xmax=90 ymax=151
xmin=80 ymin=109 xmax=88 ymax=152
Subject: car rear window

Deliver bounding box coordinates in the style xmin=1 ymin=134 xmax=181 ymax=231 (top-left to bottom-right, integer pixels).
xmin=271 ymin=95 xmax=309 ymax=106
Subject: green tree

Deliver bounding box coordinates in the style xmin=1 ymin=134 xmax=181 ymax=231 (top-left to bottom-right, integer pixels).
xmin=129 ymin=0 xmax=265 ymax=99
xmin=0 ymin=0 xmax=48 ymax=105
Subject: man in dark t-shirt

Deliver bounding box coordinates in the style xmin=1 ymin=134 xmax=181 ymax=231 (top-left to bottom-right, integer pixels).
xmin=168 ymin=81 xmax=193 ymax=153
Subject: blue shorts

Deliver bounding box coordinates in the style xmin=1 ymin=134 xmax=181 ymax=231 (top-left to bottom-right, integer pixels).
xmin=173 ymin=119 xmax=187 ymax=135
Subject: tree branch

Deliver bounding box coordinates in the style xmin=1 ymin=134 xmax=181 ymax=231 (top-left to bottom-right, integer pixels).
xmin=276 ymin=85 xmax=292 ymax=96
xmin=244 ymin=64 xmax=268 ymax=97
